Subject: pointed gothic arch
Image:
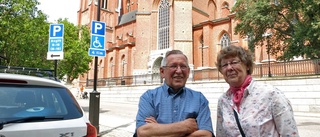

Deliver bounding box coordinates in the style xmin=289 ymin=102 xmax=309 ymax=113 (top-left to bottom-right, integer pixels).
xmin=219 ymin=32 xmax=231 ymax=49
xmin=207 ymin=0 xmax=217 ymax=20
xmin=152 ymin=0 xmax=173 ymax=10
xmin=120 ymin=54 xmax=126 ymax=79
xmin=109 ymin=57 xmax=114 ymax=77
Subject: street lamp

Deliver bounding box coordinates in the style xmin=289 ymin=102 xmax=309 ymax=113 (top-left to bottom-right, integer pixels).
xmin=263 ymin=32 xmax=272 ymax=77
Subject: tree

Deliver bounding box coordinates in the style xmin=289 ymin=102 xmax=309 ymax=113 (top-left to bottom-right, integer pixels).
xmin=232 ymin=0 xmax=320 ymax=60
xmin=0 ymin=0 xmax=92 ymax=84
xmin=56 ymin=19 xmax=92 ymax=84
xmin=0 ymin=0 xmax=51 ymax=67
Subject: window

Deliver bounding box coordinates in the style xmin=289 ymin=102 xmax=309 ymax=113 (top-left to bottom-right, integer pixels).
xmin=102 ymin=0 xmax=108 ymax=9
xmin=109 ymin=59 xmax=114 ymax=77
xmin=0 ymin=85 xmax=82 ymax=119
xmin=220 ymin=33 xmax=231 ymax=48
xmin=158 ymin=0 xmax=170 ymax=50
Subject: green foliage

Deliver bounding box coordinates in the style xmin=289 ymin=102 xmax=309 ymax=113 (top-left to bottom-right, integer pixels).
xmin=56 ymin=19 xmax=92 ymax=84
xmin=232 ymin=0 xmax=320 ymax=60
xmin=0 ymin=0 xmax=92 ymax=84
xmin=0 ymin=0 xmax=51 ymax=67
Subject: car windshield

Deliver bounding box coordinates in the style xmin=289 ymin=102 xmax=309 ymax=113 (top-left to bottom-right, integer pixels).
xmin=0 ymin=85 xmax=83 ymax=122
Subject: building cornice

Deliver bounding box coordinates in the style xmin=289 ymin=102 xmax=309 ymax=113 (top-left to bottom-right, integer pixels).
xmin=192 ymin=7 xmax=209 ymax=17
xmin=174 ymin=39 xmax=193 ymax=42
xmin=193 ymin=17 xmax=231 ymax=29
xmin=136 ymin=11 xmax=152 ymax=16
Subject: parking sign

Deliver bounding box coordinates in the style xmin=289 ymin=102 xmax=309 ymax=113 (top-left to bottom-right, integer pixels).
xmin=47 ymin=24 xmax=64 ymax=60
xmin=89 ymin=21 xmax=106 ymax=57
xmin=49 ymin=24 xmax=64 ymax=37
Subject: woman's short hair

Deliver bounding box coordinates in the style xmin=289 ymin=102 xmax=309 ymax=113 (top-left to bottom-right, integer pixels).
xmin=216 ymin=45 xmax=254 ymax=74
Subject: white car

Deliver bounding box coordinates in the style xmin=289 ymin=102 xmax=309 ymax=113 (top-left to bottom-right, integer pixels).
xmin=0 ymin=73 xmax=97 ymax=137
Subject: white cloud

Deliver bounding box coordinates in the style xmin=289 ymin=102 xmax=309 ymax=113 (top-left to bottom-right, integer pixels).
xmin=37 ymin=0 xmax=79 ymax=24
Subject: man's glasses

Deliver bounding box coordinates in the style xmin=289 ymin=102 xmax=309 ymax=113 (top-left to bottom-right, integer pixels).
xmin=220 ymin=60 xmax=241 ymax=69
xmin=163 ymin=65 xmax=189 ymax=70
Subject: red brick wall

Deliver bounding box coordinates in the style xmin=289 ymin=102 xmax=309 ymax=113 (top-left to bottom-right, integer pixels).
xmin=78 ymin=0 xmax=270 ymax=84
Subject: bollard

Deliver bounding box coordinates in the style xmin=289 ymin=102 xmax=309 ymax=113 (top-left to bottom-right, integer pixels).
xmin=89 ymin=92 xmax=100 ymax=133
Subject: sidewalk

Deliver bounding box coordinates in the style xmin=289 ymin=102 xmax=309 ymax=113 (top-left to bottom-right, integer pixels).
xmin=98 ymin=113 xmax=135 ymax=137
xmin=76 ymin=99 xmax=135 ymax=137
xmin=73 ymin=89 xmax=320 ymax=137
xmin=70 ymin=88 xmax=133 ymax=136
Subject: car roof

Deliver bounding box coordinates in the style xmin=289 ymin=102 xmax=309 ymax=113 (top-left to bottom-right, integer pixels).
xmin=0 ymin=73 xmax=65 ymax=88
xmin=0 ymin=65 xmax=60 ymax=82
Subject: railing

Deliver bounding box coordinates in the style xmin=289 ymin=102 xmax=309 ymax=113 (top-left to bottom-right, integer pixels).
xmin=252 ymin=59 xmax=320 ymax=77
xmin=87 ymin=59 xmax=320 ymax=86
xmin=87 ymin=73 xmax=162 ymax=86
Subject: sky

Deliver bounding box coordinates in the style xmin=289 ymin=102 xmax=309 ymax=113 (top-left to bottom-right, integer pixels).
xmin=37 ymin=0 xmax=80 ymax=24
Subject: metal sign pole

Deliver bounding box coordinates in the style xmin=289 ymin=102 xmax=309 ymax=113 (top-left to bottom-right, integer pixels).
xmin=54 ymin=60 xmax=57 ymax=79
xmin=89 ymin=0 xmax=101 ymax=134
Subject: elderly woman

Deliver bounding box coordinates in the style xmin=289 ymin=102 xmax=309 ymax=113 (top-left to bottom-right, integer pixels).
xmin=215 ymin=45 xmax=299 ymax=137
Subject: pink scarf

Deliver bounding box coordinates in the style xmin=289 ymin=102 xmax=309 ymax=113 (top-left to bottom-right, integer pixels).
xmin=229 ymin=75 xmax=252 ymax=111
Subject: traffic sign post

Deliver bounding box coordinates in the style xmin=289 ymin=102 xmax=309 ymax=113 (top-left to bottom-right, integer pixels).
xmin=47 ymin=24 xmax=64 ymax=60
xmin=88 ymin=2 xmax=104 ymax=133
xmin=89 ymin=21 xmax=106 ymax=57
xmin=47 ymin=24 xmax=64 ymax=80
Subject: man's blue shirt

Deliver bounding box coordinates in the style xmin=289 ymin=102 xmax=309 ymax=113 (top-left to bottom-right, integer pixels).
xmin=135 ymin=83 xmax=214 ymax=133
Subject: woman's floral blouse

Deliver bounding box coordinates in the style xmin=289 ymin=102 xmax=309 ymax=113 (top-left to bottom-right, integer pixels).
xmin=216 ymin=80 xmax=299 ymax=137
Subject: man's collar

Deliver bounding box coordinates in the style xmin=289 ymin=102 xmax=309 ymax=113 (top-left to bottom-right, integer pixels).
xmin=163 ymin=82 xmax=185 ymax=96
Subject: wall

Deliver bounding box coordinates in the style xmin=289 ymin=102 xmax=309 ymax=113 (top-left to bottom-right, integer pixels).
xmin=82 ymin=76 xmax=320 ymax=114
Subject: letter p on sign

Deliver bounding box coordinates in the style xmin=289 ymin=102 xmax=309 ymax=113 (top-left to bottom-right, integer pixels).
xmin=94 ymin=23 xmax=102 ymax=33
xmin=91 ymin=21 xmax=105 ymax=36
xmin=49 ymin=24 xmax=64 ymax=37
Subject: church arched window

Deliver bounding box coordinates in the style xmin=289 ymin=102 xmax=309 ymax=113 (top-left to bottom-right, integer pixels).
xmin=158 ymin=0 xmax=170 ymax=50
xmin=220 ymin=33 xmax=231 ymax=48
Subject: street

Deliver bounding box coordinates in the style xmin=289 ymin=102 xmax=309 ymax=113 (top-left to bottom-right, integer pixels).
xmin=77 ymin=97 xmax=320 ymax=137
xmin=77 ymin=99 xmax=136 ymax=137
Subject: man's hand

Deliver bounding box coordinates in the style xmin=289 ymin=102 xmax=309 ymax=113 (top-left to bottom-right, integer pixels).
xmin=138 ymin=117 xmax=199 ymax=137
xmin=145 ymin=117 xmax=198 ymax=133
xmin=183 ymin=118 xmax=198 ymax=134
xmin=145 ymin=116 xmax=157 ymax=123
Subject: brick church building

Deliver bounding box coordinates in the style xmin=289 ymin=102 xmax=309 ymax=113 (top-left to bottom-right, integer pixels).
xmin=77 ymin=0 xmax=271 ymax=85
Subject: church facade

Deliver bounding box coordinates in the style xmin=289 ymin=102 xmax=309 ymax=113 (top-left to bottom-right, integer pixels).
xmin=77 ymin=0 xmax=269 ymax=85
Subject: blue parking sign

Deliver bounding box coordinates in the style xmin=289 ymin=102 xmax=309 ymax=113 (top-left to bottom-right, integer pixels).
xmin=49 ymin=24 xmax=64 ymax=37
xmin=47 ymin=24 xmax=64 ymax=60
xmin=48 ymin=24 xmax=64 ymax=52
xmin=91 ymin=21 xmax=106 ymax=35
xmin=89 ymin=21 xmax=106 ymax=57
